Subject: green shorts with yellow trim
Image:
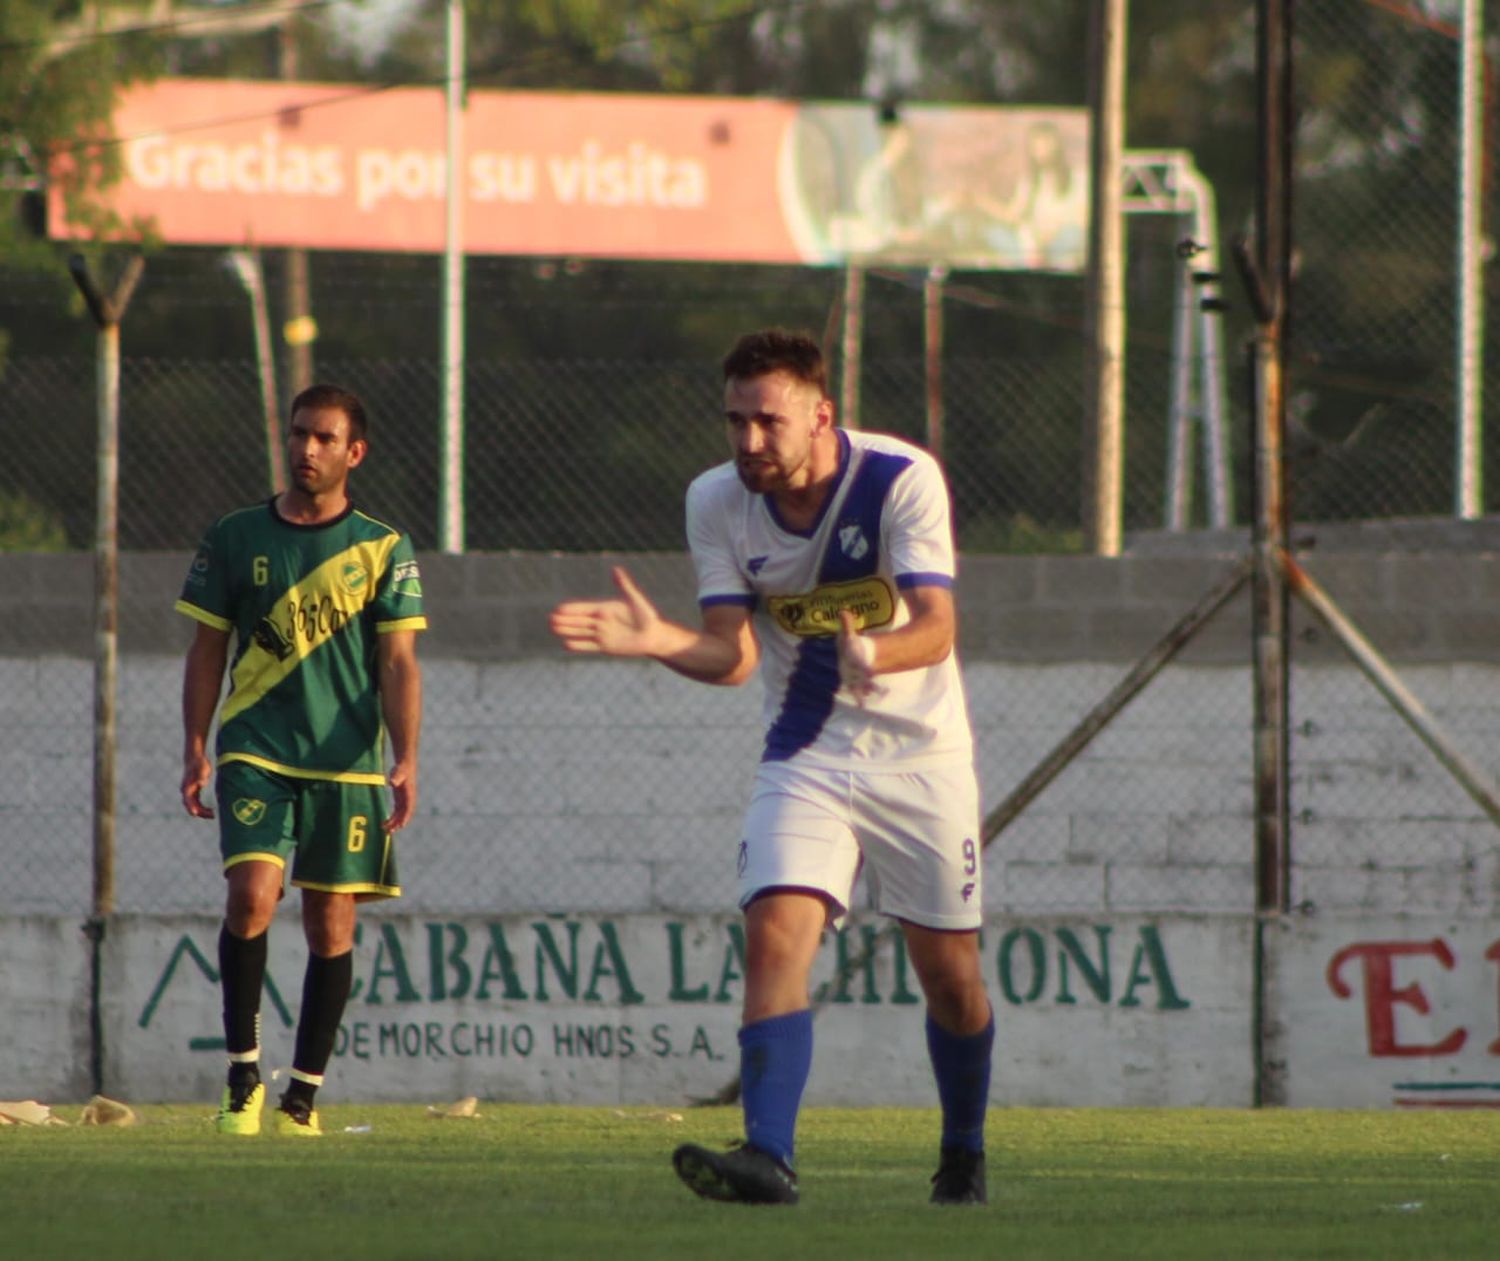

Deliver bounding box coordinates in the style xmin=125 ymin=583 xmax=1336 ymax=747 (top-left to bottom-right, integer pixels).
xmin=215 ymin=760 xmax=401 ymax=899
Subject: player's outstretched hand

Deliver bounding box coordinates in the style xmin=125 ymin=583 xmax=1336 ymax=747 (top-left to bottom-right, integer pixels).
xmin=181 ymin=754 xmax=216 ymax=819
xmin=549 ymin=566 xmax=663 ymax=658
xmin=837 ymin=609 xmax=884 ymax=707
xmin=384 ymin=760 xmax=418 ymax=832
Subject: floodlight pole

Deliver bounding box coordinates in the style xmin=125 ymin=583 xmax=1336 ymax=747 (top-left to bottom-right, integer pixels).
xmin=69 ymin=250 xmax=143 ymax=1096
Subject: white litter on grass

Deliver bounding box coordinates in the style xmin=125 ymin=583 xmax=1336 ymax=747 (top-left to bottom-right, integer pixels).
xmin=0 ymin=1101 xmax=67 ymax=1126
xmin=80 ymin=1096 xmax=137 ymax=1127
xmin=343 ymin=1125 xmax=373 ymax=1134
xmin=1385 ymin=1202 xmax=1425 ymax=1213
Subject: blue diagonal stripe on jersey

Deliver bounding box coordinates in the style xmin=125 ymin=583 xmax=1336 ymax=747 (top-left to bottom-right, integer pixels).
xmin=763 ymin=449 xmax=913 ymax=762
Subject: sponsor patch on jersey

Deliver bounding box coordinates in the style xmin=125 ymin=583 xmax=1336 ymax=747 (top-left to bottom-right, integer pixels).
xmin=391 ymin=558 xmax=423 ymax=595
xmin=232 ymin=798 xmax=267 ymax=826
xmin=767 ymin=576 xmax=895 ymax=637
xmin=184 ymin=546 xmax=211 ymax=587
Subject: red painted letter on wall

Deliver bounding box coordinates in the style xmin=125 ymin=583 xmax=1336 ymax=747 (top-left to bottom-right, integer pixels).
xmin=1326 ymin=939 xmax=1467 ymax=1057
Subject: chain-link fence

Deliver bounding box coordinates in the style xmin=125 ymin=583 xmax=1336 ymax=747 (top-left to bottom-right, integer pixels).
xmin=5 ymin=541 xmax=1495 ymax=922
xmin=1284 ymin=0 xmax=1500 ymax=914
xmin=1289 ymin=0 xmax=1497 ymax=520
xmin=2 ymin=3 xmax=1497 ymax=923
xmin=0 ymin=250 xmax=1205 ymax=554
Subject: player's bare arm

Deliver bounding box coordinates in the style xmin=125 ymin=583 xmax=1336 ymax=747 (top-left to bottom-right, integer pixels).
xmin=550 ymin=565 xmax=758 ymax=686
xmin=377 ymin=629 xmax=422 ymax=832
xmin=180 ymin=621 xmax=230 ymax=818
xmin=837 ymin=584 xmax=956 ymax=702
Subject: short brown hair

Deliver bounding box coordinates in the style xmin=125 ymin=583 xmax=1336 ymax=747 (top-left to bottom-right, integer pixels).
xmin=290 ymin=383 xmax=368 ymax=443
xmin=721 ymin=328 xmax=828 ymax=398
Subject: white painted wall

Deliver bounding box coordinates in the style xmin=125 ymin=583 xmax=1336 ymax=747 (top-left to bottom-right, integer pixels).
xmin=9 ymin=911 xmax=1498 ymax=1109
xmin=4 ymin=657 xmax=1497 ymax=919
xmin=16 ymin=912 xmax=1250 ymax=1107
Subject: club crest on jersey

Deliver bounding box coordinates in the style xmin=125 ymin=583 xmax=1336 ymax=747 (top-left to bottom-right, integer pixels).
xmin=338 ymin=561 xmax=370 ymax=597
xmin=232 ymin=798 xmax=267 ymax=826
xmin=838 ymin=522 xmax=870 ymax=561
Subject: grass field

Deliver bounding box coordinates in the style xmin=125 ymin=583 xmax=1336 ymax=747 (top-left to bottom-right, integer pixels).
xmin=4 ymin=1103 xmax=1497 ymax=1259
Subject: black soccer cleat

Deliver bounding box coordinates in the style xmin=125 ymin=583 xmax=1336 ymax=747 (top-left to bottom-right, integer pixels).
xmin=672 ymin=1141 xmax=800 ymax=1205
xmin=930 ymin=1147 xmax=987 ymax=1205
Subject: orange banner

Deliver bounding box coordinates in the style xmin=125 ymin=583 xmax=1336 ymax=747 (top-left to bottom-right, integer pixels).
xmin=51 ymin=79 xmax=1087 ymax=270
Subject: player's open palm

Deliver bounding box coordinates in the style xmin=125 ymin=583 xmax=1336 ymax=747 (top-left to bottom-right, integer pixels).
xmin=550 ymin=566 xmax=663 ymax=658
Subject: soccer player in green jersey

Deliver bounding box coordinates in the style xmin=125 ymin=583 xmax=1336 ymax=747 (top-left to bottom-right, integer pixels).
xmin=177 ymin=384 xmax=426 ymax=1137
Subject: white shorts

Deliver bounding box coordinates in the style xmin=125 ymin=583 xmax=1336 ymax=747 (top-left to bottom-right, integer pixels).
xmin=736 ymin=760 xmax=982 ymax=930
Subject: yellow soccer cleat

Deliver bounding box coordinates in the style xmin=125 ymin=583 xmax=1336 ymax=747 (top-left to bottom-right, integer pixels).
xmin=216 ymin=1079 xmax=265 ymax=1136
xmin=273 ymin=1100 xmax=322 ymax=1137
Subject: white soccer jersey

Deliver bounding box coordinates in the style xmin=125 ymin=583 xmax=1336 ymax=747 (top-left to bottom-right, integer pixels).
xmin=686 ymin=429 xmax=974 ymax=770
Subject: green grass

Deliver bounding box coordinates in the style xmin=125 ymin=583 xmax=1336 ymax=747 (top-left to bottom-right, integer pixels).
xmin=3 ymin=1104 xmax=1497 ymax=1259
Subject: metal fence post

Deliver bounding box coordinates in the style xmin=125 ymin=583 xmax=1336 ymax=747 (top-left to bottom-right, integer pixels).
xmin=840 ymin=264 xmax=863 ymax=429
xmin=923 ymin=264 xmax=946 ymax=460
xmin=1237 ymin=0 xmax=1295 ymax=1110
xmin=68 ymin=250 xmax=143 ymax=1096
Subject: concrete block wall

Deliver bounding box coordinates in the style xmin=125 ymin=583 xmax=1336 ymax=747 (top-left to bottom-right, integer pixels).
xmin=1 ymin=531 xmax=1497 ymax=918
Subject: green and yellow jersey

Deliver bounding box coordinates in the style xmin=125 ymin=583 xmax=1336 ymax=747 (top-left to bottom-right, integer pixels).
xmin=176 ymin=499 xmax=427 ymax=784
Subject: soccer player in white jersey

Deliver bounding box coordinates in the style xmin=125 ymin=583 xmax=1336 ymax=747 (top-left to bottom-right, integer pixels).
xmin=549 ymin=328 xmax=992 ymax=1206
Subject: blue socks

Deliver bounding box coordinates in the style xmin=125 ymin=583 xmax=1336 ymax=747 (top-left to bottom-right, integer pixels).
xmin=739 ymin=1009 xmax=814 ymax=1167
xmin=926 ymin=1010 xmax=994 ymax=1153
xmin=737 ymin=1007 xmax=991 ymax=1163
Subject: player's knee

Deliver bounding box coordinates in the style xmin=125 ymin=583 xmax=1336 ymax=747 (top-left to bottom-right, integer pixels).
xmin=918 ymin=964 xmax=989 ymax=1032
xmin=224 ymin=891 xmax=275 ymax=937
xmin=748 ymin=928 xmax=793 ymax=970
xmin=304 ymin=922 xmax=354 ymax=957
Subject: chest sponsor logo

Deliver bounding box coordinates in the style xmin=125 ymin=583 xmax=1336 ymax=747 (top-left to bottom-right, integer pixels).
xmin=252 ymin=618 xmax=295 ymax=661
xmin=747 ymin=555 xmax=768 ymax=576
xmin=257 ymin=555 xmax=375 ymax=660
xmin=767 ymin=577 xmax=894 ymax=637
